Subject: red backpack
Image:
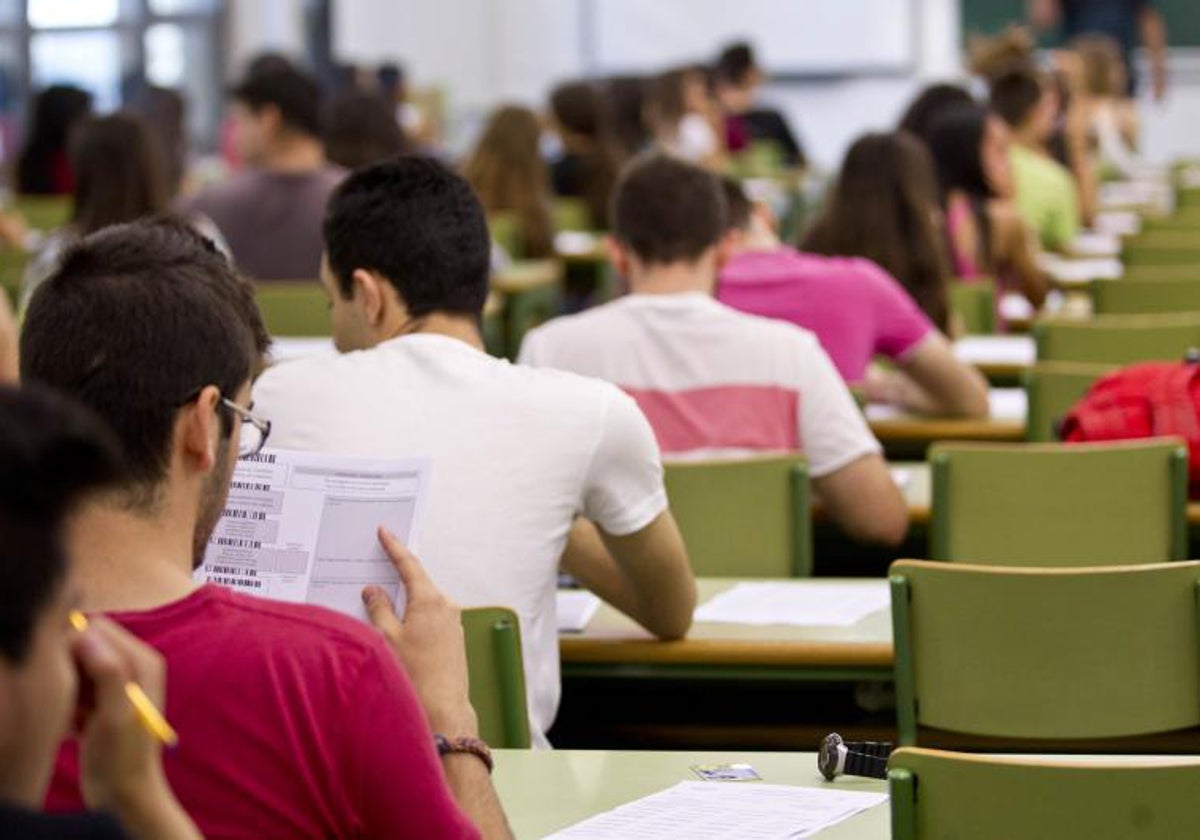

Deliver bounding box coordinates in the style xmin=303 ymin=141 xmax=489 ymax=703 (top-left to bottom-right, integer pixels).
xmin=1060 ymin=360 xmax=1200 ymax=494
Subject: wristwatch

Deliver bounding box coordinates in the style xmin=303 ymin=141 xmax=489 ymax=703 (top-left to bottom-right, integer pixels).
xmin=434 ymin=733 xmax=494 ymax=774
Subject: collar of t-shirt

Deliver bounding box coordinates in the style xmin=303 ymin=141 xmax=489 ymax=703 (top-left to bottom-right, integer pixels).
xmin=616 ymin=291 xmax=725 ymax=312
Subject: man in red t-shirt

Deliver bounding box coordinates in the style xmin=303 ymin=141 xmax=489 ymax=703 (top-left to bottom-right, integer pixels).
xmin=20 ymin=219 xmax=510 ymax=839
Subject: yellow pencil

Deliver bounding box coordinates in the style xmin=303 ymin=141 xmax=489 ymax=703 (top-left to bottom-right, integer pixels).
xmin=69 ymin=611 xmax=179 ymax=748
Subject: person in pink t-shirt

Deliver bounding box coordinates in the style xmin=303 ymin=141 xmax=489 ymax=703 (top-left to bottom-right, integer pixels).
xmin=717 ymin=179 xmax=988 ymax=419
xmin=20 ymin=220 xmax=509 ymax=839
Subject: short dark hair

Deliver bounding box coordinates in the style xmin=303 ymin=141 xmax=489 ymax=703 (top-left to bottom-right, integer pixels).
xmin=323 ymin=91 xmax=407 ymax=169
xmin=612 ymin=152 xmax=727 ymax=265
xmin=324 ymin=156 xmax=491 ymax=317
xmin=989 ymin=66 xmax=1044 ymax=128
xmin=232 ymin=66 xmax=322 ymax=138
xmin=721 ymin=177 xmax=753 ymax=231
xmin=716 ymin=42 xmax=756 ymax=86
xmin=0 ymin=385 xmax=121 ymax=662
xmin=20 ymin=219 xmax=269 ymax=500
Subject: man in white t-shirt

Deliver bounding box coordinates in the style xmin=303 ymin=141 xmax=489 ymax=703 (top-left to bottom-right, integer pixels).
xmin=253 ymin=157 xmax=695 ymax=745
xmin=519 ymin=153 xmax=908 ymax=547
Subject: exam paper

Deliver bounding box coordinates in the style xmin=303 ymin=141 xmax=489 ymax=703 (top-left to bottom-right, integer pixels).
xmin=545 ymin=780 xmax=887 ymax=839
xmin=199 ymin=448 xmax=431 ymax=621
xmin=557 ymin=590 xmax=601 ymax=632
xmin=953 ymin=335 xmax=1036 ymax=367
xmin=988 ymin=388 xmax=1027 ymax=422
xmin=694 ymin=582 xmax=890 ymax=627
xmin=1038 ymin=253 xmax=1124 ymax=284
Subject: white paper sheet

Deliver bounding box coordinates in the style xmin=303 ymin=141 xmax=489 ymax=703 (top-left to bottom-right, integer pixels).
xmin=988 ymin=388 xmax=1028 ymax=421
xmin=1092 ymin=211 xmax=1142 ymax=237
xmin=694 ymin=582 xmax=890 ymax=627
xmin=545 ymin=780 xmax=887 ymax=840
xmin=890 ymin=467 xmax=912 ymax=489
xmin=1038 ymin=253 xmax=1124 ymax=284
xmin=557 ymin=590 xmax=601 ymax=633
xmin=953 ymin=335 xmax=1036 ymax=367
xmin=269 ymin=337 xmax=336 ymax=364
xmin=198 ymin=448 xmax=430 ymax=621
xmin=998 ymin=292 xmax=1035 ymax=323
xmin=554 ymin=231 xmax=600 ymax=255
xmin=1068 ymin=232 xmax=1121 ymax=258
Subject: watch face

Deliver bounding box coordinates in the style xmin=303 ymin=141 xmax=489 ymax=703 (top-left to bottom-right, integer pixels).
xmin=818 ymin=733 xmax=843 ymax=780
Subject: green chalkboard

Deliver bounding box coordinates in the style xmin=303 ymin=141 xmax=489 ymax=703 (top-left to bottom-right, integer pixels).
xmin=960 ymin=1 xmax=1200 ymax=49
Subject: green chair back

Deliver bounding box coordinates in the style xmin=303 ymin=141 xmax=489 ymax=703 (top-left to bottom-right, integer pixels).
xmin=15 ymin=195 xmax=71 ymax=232
xmin=730 ymin=140 xmax=788 ymax=179
xmin=255 ymin=282 xmax=330 ymax=337
xmin=461 ymin=606 xmax=532 ymax=749
xmin=489 ymin=212 xmax=524 ymax=259
xmin=0 ymin=251 xmax=25 ymax=308
xmin=929 ymin=440 xmax=1188 ymax=565
xmin=890 ymin=748 xmax=1200 ymax=840
xmin=495 ymin=260 xmax=564 ymax=359
xmin=1034 ymin=313 xmax=1200 ymax=364
xmin=663 ymin=454 xmax=812 ymax=577
xmin=890 ymin=560 xmax=1200 ymax=745
xmin=947 ymin=279 xmax=996 ymax=334
xmin=1124 ymin=264 xmax=1200 ymax=282
xmin=1092 ymin=277 xmax=1200 ymax=314
xmin=1022 ymin=361 xmax=1116 ymax=442
xmin=1123 ymin=230 xmax=1200 ymax=267
xmin=553 ymin=197 xmax=594 ymax=233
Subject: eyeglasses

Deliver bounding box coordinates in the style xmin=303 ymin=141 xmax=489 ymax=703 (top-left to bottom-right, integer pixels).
xmin=221 ymin=398 xmax=272 ymax=459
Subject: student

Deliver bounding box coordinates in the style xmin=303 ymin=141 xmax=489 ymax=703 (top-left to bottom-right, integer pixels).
xmin=713 ymin=41 xmax=806 ymax=167
xmin=989 ymin=66 xmax=1082 ymax=252
xmin=15 ymin=85 xmax=92 ymax=196
xmin=897 ymin=83 xmax=974 ymax=145
xmin=547 ymin=81 xmax=621 ymax=230
xmin=323 ymin=89 xmax=407 ymax=170
xmin=1071 ymin=33 xmax=1143 ymax=179
xmin=520 ymin=154 xmax=908 ymax=546
xmin=19 ymin=113 xmax=225 ymax=312
xmin=604 ymin=75 xmax=651 ymax=159
xmin=0 ymin=384 xmax=202 ymax=840
xmin=928 ymin=103 xmax=1049 ymax=310
xmin=180 ymin=66 xmax=345 ymax=280
xmin=463 ymin=105 xmax=556 ymax=259
xmin=804 ymin=132 xmax=954 ymax=334
xmin=647 ymin=67 xmax=725 ymax=169
xmin=22 ymin=219 xmax=506 ymax=839
xmin=253 ymin=156 xmax=695 ymax=745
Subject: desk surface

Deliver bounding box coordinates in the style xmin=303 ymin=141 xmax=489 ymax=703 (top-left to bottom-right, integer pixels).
xmin=866 ymin=388 xmax=1026 ymax=444
xmin=493 ymin=748 xmax=887 ymax=839
xmin=492 ymin=259 xmax=563 ymax=294
xmin=560 ymin=578 xmax=891 ymax=669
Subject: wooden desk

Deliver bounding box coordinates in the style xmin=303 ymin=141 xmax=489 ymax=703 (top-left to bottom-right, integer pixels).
xmin=560 ymin=578 xmax=892 ymax=681
xmin=953 ymin=334 xmax=1035 ymax=380
xmin=491 ymin=258 xmax=563 ymax=295
xmin=866 ymin=389 xmax=1026 ymax=448
xmin=493 ymin=749 xmax=887 ymax=839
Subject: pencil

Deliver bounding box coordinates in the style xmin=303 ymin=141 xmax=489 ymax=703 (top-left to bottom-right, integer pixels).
xmin=69 ymin=611 xmax=179 ymax=748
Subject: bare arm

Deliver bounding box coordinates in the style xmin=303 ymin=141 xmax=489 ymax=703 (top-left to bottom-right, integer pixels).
xmin=990 ymin=201 xmax=1049 ymax=307
xmin=864 ymin=333 xmax=990 ymax=418
xmin=561 ymin=512 xmax=696 ymax=640
xmin=1140 ymin=7 xmax=1168 ymax=101
xmin=0 ymin=293 xmax=16 ymax=384
xmin=813 ymin=453 xmax=908 ymax=547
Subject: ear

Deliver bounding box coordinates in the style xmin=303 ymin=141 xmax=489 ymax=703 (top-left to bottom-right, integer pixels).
xmin=352 ymin=269 xmax=388 ymax=326
xmin=177 ymin=385 xmax=221 ymax=473
xmin=604 ymin=235 xmax=631 ymax=280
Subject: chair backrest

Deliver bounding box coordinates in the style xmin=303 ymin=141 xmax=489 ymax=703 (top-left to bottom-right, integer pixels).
xmin=1091 ymin=277 xmax=1200 ymax=315
xmin=663 ymin=454 xmax=812 ymax=577
xmin=890 ymin=560 xmax=1200 ymax=745
xmin=1124 ymin=264 xmax=1200 ymax=282
xmin=1123 ymin=230 xmax=1200 ymax=267
xmin=15 ymin=195 xmax=71 ymax=232
xmin=461 ymin=606 xmax=532 ymax=749
xmin=889 ymin=748 xmax=1200 ymax=840
xmin=489 ymin=212 xmax=524 ymax=259
xmin=255 ymin=281 xmax=330 ymax=337
xmin=553 ymin=197 xmax=594 ymax=233
xmin=1022 ymin=361 xmax=1116 ymax=442
xmin=947 ymin=279 xmax=996 ymax=334
xmin=929 ymin=440 xmax=1188 ymax=564
xmin=1034 ymin=313 xmax=1200 ymax=364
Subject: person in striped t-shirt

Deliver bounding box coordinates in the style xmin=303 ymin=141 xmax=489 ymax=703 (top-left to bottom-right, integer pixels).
xmin=519 ymin=153 xmax=908 ymax=547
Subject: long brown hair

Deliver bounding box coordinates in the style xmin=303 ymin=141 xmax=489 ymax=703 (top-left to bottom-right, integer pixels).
xmin=70 ymin=113 xmax=170 ymax=236
xmin=803 ymin=131 xmax=952 ymax=332
xmin=463 ymin=105 xmax=554 ymax=258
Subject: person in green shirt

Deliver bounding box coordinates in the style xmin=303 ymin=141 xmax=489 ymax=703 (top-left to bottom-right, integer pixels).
xmin=989 ymin=65 xmax=1081 ymax=252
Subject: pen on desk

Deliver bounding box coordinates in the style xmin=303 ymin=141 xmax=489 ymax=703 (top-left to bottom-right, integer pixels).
xmin=68 ymin=610 xmax=179 ymax=748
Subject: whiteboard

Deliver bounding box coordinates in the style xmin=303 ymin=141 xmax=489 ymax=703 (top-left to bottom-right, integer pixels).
xmin=587 ymin=0 xmax=915 ymax=76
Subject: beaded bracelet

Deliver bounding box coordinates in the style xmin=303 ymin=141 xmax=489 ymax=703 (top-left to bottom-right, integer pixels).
xmin=434 ymin=733 xmax=494 ymax=774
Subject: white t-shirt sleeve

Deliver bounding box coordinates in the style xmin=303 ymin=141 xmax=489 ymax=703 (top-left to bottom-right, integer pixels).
xmin=794 ymin=332 xmax=883 ymax=478
xmin=580 ymin=385 xmax=669 ymax=536
xmin=515 ymin=325 xmax=546 ymax=367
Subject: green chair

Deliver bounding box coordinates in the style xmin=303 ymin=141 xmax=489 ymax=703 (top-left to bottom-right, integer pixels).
xmin=929 ymin=440 xmax=1188 ymax=564
xmin=947 ymin=279 xmax=996 ymax=334
xmin=1091 ymin=277 xmax=1200 ymax=314
xmin=663 ymin=455 xmax=811 ymax=577
xmin=14 ymin=195 xmax=71 ymax=232
xmin=553 ymin=197 xmax=594 ymax=233
xmin=0 ymin=251 xmax=24 ymax=308
xmin=255 ymin=282 xmax=330 ymax=337
xmin=890 ymin=560 xmax=1200 ymax=747
xmin=494 ymin=259 xmax=564 ymax=359
xmin=1022 ymin=361 xmax=1115 ymax=441
xmin=1123 ymin=230 xmax=1200 ymax=267
xmin=461 ymin=606 xmax=531 ymax=749
xmin=730 ymin=140 xmax=787 ymax=179
xmin=890 ymin=747 xmax=1200 ymax=840
xmin=489 ymin=212 xmax=524 ymax=259
xmin=1124 ymin=264 xmax=1200 ymax=282
xmin=1034 ymin=312 xmax=1200 ymax=364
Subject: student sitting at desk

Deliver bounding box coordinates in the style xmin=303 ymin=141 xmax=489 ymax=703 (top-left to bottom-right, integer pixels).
xmin=24 ymin=220 xmax=503 ymax=838
xmin=254 ymin=157 xmax=695 ymax=748
xmin=547 ymin=81 xmax=621 ymax=230
xmin=989 ymin=65 xmax=1082 ymax=253
xmin=723 ymin=163 xmax=988 ymax=418
xmin=519 ymin=153 xmax=907 ymax=547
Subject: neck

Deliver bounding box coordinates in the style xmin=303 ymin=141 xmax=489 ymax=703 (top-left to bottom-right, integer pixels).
xmin=1013 ymin=124 xmax=1045 ymax=151
xmin=69 ymin=495 xmax=202 ymax=614
xmin=733 ymin=222 xmax=781 ymax=254
xmin=628 ymin=259 xmax=717 ymax=296
xmin=383 ymin=311 xmax=486 ymax=351
xmin=260 ymin=134 xmax=326 ymax=174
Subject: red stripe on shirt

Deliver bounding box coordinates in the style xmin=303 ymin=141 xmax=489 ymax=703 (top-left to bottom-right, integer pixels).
xmin=623 ymin=385 xmax=799 ymax=454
